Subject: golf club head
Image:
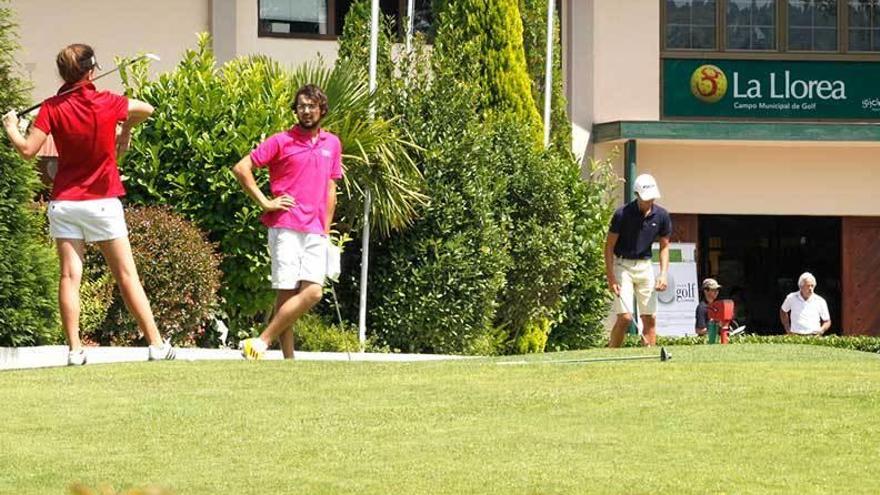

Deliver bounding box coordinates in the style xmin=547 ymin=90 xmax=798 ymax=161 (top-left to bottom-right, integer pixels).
xmin=145 ymin=53 xmax=161 ymax=62
xmin=659 ymin=347 xmax=671 ymax=362
xmin=729 ymin=326 xmax=746 ymax=337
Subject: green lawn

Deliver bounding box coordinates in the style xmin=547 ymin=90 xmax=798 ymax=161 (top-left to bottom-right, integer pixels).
xmin=1 ymin=344 xmax=879 ymax=494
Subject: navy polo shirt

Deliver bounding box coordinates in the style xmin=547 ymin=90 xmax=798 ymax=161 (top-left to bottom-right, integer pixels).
xmin=609 ymin=200 xmax=672 ymax=259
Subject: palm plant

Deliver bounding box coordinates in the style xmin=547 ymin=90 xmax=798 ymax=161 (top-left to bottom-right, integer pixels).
xmin=290 ymin=59 xmax=426 ymax=235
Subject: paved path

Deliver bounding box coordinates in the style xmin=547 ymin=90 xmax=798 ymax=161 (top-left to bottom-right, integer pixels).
xmin=0 ymin=345 xmax=470 ymax=371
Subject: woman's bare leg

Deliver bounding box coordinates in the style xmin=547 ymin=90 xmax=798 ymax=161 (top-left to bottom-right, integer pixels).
xmin=96 ymin=236 xmax=162 ymax=345
xmin=56 ymin=238 xmax=85 ymax=350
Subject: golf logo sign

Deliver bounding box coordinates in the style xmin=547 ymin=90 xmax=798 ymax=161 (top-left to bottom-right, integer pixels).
xmin=665 ymin=59 xmax=880 ymax=120
xmin=690 ymin=65 xmax=727 ymax=104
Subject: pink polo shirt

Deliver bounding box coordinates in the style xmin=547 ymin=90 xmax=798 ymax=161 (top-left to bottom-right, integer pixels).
xmin=250 ymin=126 xmax=343 ymax=234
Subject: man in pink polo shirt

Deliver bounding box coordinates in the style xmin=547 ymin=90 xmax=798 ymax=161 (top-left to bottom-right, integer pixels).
xmin=232 ymin=84 xmax=343 ymax=360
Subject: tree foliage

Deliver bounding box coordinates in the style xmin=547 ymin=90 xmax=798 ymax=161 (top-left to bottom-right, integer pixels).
xmin=0 ymin=1 xmax=59 ymax=346
xmin=433 ymin=0 xmax=544 ymax=145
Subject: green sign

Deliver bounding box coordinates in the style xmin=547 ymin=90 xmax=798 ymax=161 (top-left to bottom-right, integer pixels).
xmin=663 ymin=58 xmax=880 ymax=120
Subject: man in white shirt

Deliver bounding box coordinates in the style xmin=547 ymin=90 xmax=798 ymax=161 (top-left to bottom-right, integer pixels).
xmin=779 ymin=272 xmax=831 ymax=336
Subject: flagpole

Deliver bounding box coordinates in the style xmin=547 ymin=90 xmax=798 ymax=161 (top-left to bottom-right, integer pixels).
xmin=543 ymin=0 xmax=555 ymax=148
xmin=405 ymin=0 xmax=415 ymax=53
xmin=359 ymin=0 xmax=381 ymax=350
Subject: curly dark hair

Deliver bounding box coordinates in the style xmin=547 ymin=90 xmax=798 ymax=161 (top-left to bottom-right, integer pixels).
xmin=291 ymin=84 xmax=329 ymax=116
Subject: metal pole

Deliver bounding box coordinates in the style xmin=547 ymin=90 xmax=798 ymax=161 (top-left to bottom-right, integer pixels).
xmin=405 ymin=0 xmax=415 ymax=53
xmin=624 ymin=139 xmax=639 ymax=336
xmin=542 ymin=0 xmax=555 ymax=148
xmin=359 ymin=0 xmax=381 ymax=350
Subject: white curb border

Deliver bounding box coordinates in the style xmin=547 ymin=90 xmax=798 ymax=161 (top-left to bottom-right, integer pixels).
xmin=0 ymin=345 xmax=471 ymax=371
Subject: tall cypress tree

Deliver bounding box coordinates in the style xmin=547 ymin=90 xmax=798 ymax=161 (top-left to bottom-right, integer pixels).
xmin=434 ymin=0 xmax=543 ymax=145
xmin=0 ymin=0 xmax=59 ymax=346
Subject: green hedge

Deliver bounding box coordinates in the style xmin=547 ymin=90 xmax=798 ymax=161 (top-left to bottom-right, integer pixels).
xmin=622 ymin=334 xmax=880 ymax=354
xmin=0 ymin=3 xmax=59 ymax=346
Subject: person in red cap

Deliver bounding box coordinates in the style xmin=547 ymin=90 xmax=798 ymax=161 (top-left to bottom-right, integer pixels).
xmin=604 ymin=173 xmax=672 ymax=347
xmin=2 ymin=43 xmax=175 ymax=365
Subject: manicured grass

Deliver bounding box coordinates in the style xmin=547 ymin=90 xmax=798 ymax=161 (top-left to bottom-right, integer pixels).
xmin=1 ymin=344 xmax=879 ymax=494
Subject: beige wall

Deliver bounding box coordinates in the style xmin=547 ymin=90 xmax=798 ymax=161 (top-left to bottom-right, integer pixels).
xmin=590 ymin=0 xmax=660 ymax=124
xmin=10 ymin=0 xmax=210 ymax=101
xmin=637 ymin=141 xmax=880 ymax=216
xmin=567 ymin=0 xmax=594 ymax=147
xmin=233 ymin=0 xmax=338 ymax=68
xmin=566 ymin=0 xmax=661 ymax=163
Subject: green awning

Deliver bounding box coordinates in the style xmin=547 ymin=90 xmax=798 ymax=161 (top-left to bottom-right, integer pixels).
xmin=593 ymin=120 xmax=880 ymax=143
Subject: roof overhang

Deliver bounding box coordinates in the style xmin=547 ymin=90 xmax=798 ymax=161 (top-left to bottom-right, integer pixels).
xmin=593 ymin=120 xmax=880 ymax=144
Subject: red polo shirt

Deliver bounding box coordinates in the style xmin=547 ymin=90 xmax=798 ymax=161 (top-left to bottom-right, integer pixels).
xmin=33 ymin=82 xmax=129 ymax=200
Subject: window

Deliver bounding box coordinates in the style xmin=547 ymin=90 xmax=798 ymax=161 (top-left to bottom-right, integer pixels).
xmin=258 ymin=0 xmax=434 ymax=39
xmin=260 ymin=0 xmax=330 ymax=35
xmin=665 ymin=0 xmax=718 ymax=49
xmin=727 ymin=0 xmax=777 ymax=50
xmin=848 ymin=0 xmax=880 ymax=51
xmin=788 ymin=0 xmax=838 ymax=51
xmin=663 ymin=0 xmax=880 ymax=52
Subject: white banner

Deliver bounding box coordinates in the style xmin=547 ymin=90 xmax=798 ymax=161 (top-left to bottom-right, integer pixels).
xmin=652 ymin=243 xmax=699 ymax=337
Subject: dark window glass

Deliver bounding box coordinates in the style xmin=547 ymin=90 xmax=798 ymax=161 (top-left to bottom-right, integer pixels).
xmin=665 ymin=0 xmax=718 ymax=49
xmin=788 ymin=0 xmax=838 ymax=51
xmin=848 ymin=0 xmax=880 ymax=51
xmin=259 ymin=0 xmax=435 ymax=39
xmin=260 ymin=0 xmax=329 ymax=35
xmin=727 ymin=0 xmax=777 ymax=50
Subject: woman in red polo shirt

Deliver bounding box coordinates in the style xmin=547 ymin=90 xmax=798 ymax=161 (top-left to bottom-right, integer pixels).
xmin=2 ymin=44 xmax=174 ymax=365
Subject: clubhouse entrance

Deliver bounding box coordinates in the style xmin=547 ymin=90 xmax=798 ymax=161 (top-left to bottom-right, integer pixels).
xmin=697 ymin=215 xmax=841 ymax=334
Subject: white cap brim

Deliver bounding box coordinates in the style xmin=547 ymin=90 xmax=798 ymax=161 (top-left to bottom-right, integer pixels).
xmin=636 ymin=189 xmax=661 ymax=200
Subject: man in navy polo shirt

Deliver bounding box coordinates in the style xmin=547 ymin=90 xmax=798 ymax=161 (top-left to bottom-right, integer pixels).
xmin=604 ymin=173 xmax=672 ymax=347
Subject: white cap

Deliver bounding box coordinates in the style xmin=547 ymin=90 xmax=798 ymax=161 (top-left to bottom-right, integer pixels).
xmin=634 ymin=173 xmax=661 ymax=200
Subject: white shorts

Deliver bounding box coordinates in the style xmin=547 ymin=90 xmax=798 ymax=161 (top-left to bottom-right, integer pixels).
xmin=612 ymin=257 xmax=657 ymax=316
xmin=47 ymin=198 xmax=128 ymax=242
xmin=268 ymin=228 xmax=329 ymax=290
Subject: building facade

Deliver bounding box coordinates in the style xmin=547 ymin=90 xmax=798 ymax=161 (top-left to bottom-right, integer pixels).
xmin=11 ymin=0 xmax=880 ymax=334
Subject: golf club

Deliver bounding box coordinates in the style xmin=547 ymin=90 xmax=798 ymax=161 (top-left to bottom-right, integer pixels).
xmin=728 ymin=325 xmax=746 ymax=337
xmin=16 ymin=53 xmax=160 ymax=118
xmin=497 ymin=346 xmax=671 ymax=365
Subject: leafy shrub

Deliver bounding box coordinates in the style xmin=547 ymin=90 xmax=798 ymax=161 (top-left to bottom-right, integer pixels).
xmin=0 ymin=4 xmax=59 ymax=346
xmin=294 ymin=313 xmax=361 ymax=352
xmin=547 ymin=157 xmax=618 ymax=351
xmin=367 ymin=115 xmax=512 ymax=354
xmin=489 ymin=117 xmax=576 ymax=349
xmin=78 ymin=273 xmax=114 ymax=345
xmin=86 ymin=206 xmax=222 ymax=346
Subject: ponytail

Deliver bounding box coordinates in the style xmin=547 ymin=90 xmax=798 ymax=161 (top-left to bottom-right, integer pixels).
xmin=56 ymin=44 xmax=98 ymax=85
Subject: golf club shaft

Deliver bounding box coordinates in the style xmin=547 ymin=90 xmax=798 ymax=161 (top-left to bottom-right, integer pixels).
xmin=16 ymin=54 xmax=155 ymax=118
xmin=553 ymin=355 xmax=661 ymax=364
xmin=498 ymin=348 xmax=669 ymax=366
